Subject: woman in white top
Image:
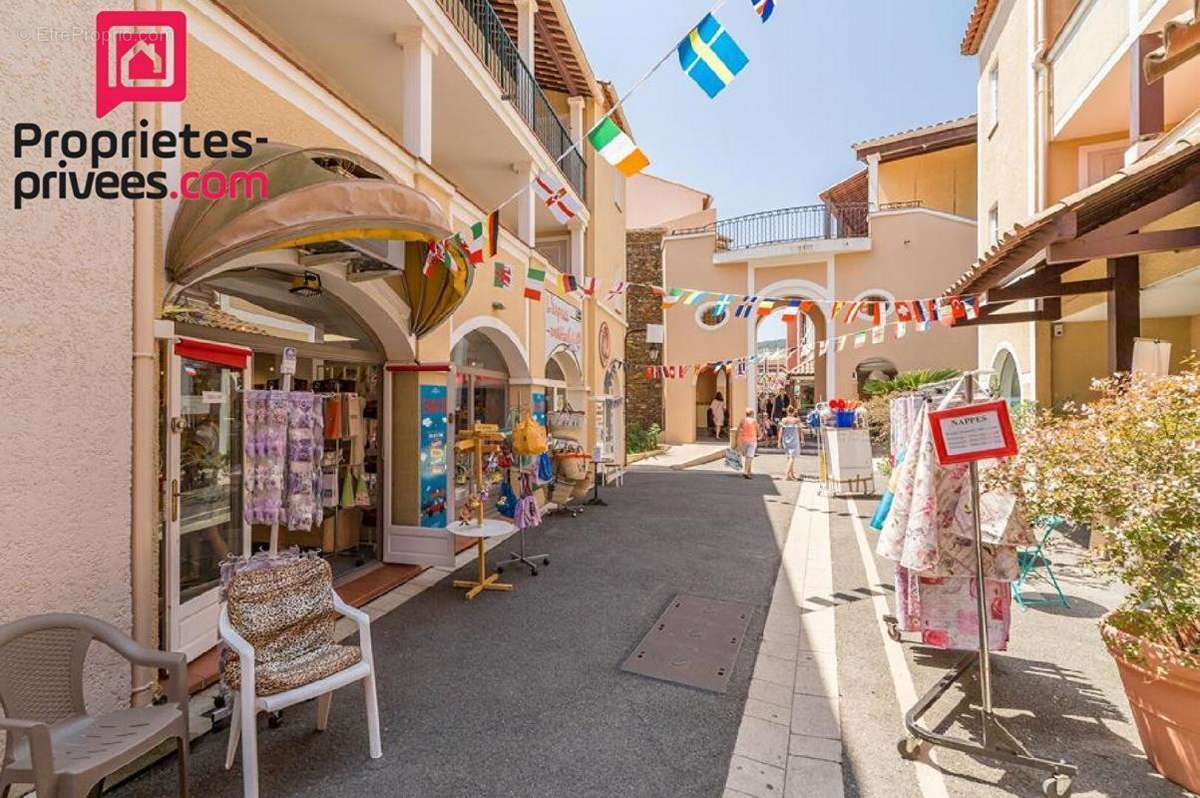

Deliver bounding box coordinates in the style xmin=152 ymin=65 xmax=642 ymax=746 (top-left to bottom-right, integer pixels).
xmin=710 ymin=392 xmax=726 ymax=440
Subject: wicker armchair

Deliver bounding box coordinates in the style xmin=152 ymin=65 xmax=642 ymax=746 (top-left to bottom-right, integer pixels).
xmin=0 ymin=613 xmax=189 ymax=798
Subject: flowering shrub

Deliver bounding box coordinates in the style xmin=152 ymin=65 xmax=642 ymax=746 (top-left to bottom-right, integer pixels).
xmin=987 ymin=365 xmax=1200 ymax=667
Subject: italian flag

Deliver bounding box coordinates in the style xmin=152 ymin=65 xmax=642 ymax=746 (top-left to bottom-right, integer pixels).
xmin=525 ymin=266 xmax=545 ymax=301
xmin=464 ymin=223 xmax=486 ymax=265
xmin=588 ymin=117 xmax=650 ymax=178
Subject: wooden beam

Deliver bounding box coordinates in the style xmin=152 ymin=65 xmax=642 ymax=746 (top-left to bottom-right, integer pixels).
xmin=1132 ymin=33 xmax=1165 ymax=140
xmin=956 ymin=298 xmax=1061 ymax=327
xmin=1076 ymin=180 xmax=1200 ymax=242
xmin=533 ymin=10 xmax=584 ymax=96
xmin=1048 ymin=226 xmax=1200 ymax=263
xmin=987 ymin=277 xmax=1113 ymax=302
xmin=1108 ymin=256 xmax=1141 ymax=373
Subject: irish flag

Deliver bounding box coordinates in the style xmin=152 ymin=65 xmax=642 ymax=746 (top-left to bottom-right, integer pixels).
xmin=588 ymin=117 xmax=650 ymax=177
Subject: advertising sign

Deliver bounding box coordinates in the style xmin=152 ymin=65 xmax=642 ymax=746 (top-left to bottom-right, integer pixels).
xmin=928 ymin=400 xmax=1018 ymax=465
xmin=418 ymin=384 xmax=449 ymax=528
xmin=545 ymin=292 xmax=583 ymax=362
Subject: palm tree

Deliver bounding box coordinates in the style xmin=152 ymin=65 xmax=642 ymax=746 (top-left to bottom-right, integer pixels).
xmin=862 ymin=368 xmax=961 ymax=398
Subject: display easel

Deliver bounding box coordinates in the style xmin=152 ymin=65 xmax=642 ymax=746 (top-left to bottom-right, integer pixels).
xmin=891 ymin=372 xmax=1078 ymax=798
xmin=449 ymin=425 xmax=514 ymax=600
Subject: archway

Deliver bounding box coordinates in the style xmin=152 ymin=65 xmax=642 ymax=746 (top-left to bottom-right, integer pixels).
xmin=750 ymin=279 xmax=833 ymax=408
xmin=693 ymin=364 xmax=733 ymax=440
xmin=855 ymin=357 xmax=898 ymax=398
xmin=991 ymin=347 xmax=1022 ymax=405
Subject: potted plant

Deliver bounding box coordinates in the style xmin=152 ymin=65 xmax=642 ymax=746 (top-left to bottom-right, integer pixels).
xmin=987 ymin=366 xmax=1200 ymax=792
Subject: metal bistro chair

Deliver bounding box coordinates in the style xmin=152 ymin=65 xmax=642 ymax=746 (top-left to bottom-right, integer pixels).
xmin=0 ymin=613 xmax=189 ymax=798
xmin=1012 ymin=517 xmax=1071 ymax=610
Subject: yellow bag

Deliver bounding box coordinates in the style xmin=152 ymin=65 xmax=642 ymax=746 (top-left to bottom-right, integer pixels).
xmin=512 ymin=412 xmax=548 ymax=456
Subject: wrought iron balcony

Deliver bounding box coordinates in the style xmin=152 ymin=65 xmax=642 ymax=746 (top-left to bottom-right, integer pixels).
xmin=437 ymin=0 xmax=586 ymax=198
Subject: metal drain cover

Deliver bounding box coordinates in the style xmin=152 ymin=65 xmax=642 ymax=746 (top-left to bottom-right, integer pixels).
xmin=621 ymin=594 xmax=754 ymax=693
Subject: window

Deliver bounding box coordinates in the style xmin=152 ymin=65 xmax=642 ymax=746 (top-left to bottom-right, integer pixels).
xmin=988 ymin=203 xmax=1000 ymax=246
xmin=988 ymin=62 xmax=999 ymax=134
xmin=695 ymin=301 xmax=731 ymax=330
xmin=535 ymin=238 xmax=569 ymax=273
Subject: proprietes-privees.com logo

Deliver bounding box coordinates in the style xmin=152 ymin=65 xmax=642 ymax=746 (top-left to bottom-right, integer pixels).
xmin=12 ymin=10 xmax=270 ymax=210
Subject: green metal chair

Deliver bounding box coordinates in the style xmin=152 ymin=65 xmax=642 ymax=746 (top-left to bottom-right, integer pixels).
xmin=1012 ymin=517 xmax=1070 ymax=610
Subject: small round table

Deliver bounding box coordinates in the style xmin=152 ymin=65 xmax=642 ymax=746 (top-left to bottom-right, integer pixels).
xmin=445 ymin=519 xmax=516 ymax=600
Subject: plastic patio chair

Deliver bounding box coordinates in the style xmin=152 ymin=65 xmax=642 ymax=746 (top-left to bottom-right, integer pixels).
xmin=0 ymin=613 xmax=189 ymax=798
xmin=220 ymin=589 xmax=381 ymax=798
xmin=1012 ymin=518 xmax=1071 ymax=610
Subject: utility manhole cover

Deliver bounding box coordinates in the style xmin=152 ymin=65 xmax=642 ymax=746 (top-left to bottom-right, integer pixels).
xmin=620 ymin=594 xmax=754 ymax=693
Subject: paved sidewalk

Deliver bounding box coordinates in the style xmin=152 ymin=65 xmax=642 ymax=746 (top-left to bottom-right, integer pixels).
xmin=725 ymin=479 xmax=844 ymax=798
xmin=111 ymin=460 xmax=800 ymax=798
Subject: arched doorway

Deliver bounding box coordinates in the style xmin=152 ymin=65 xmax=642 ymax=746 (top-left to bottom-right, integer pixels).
xmin=694 ymin=364 xmax=732 ymax=440
xmin=855 ymin=357 xmax=898 ymax=398
xmin=754 ymin=298 xmax=821 ymax=413
xmin=991 ymin=348 xmax=1022 ymax=405
xmin=749 ymin=279 xmax=833 ymax=409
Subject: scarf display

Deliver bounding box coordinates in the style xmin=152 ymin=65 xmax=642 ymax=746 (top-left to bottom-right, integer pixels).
xmin=244 ymin=390 xmax=325 ymax=531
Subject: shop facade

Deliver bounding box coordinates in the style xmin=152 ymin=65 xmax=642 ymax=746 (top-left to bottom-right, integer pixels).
xmin=1 ymin=0 xmax=628 ymax=710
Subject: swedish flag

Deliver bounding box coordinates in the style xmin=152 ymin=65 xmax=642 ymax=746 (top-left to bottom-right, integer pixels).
xmin=678 ymin=13 xmax=749 ymax=98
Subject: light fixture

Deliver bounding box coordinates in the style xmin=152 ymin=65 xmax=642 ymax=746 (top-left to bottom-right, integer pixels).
xmin=289 ymin=271 xmax=323 ymax=296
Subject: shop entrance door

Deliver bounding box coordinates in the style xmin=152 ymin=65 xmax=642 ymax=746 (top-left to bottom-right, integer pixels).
xmin=163 ymin=337 xmax=252 ymax=661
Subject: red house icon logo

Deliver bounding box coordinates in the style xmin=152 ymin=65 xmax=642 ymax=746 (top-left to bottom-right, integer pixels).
xmin=96 ymin=10 xmax=187 ymax=117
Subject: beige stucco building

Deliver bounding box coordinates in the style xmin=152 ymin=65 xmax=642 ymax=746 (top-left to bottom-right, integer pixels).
xmin=954 ymin=0 xmax=1200 ymax=404
xmin=2 ymin=0 xmax=629 ymax=714
xmin=627 ymin=118 xmax=981 ymax=446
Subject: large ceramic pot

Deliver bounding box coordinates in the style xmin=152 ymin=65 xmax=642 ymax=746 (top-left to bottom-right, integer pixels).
xmin=1101 ymin=610 xmax=1200 ymax=793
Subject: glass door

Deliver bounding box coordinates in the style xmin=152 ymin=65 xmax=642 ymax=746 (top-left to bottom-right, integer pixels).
xmin=164 ymin=338 xmax=251 ymax=660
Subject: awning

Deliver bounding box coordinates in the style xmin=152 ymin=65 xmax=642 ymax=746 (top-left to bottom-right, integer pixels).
xmin=944 ymin=136 xmax=1200 ymax=300
xmin=165 ymin=143 xmax=472 ymax=338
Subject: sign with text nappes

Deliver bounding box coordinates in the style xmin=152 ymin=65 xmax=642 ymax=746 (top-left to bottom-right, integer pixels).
xmin=928 ymin=400 xmax=1018 ymax=465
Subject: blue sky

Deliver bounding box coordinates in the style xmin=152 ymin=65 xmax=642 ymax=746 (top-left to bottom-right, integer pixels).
xmin=568 ymin=0 xmax=979 ymax=219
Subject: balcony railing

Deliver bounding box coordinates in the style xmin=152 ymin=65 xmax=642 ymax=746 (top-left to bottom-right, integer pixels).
xmin=437 ymin=0 xmax=586 ymax=198
xmin=674 ymin=203 xmax=872 ymax=251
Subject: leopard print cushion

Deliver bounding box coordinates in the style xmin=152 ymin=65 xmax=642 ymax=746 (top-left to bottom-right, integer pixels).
xmin=222 ymin=556 xmax=361 ymax=695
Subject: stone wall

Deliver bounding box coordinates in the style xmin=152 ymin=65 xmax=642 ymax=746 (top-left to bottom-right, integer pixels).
xmin=625 ymin=229 xmax=664 ymax=431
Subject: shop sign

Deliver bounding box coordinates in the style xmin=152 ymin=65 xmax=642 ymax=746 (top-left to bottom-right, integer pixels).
xmin=280 ymin=346 xmax=297 ymax=376
xmin=418 ymin=384 xmax=449 ymax=528
xmin=545 ymin=293 xmax=583 ymax=361
xmin=928 ymin=400 xmax=1018 ymax=465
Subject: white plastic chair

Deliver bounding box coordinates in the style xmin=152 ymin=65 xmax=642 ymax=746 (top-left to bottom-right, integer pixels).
xmin=219 ymin=592 xmax=381 ymax=798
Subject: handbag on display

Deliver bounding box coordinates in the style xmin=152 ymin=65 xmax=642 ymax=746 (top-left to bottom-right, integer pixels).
xmin=547 ymin=405 xmax=586 ymax=442
xmin=536 ymin=452 xmax=554 ymax=483
xmin=496 ymin=476 xmax=518 ymax=518
xmin=512 ymin=411 xmax=549 ymax=456
xmin=555 ymin=452 xmax=590 ymax=482
xmin=724 ymin=447 xmax=743 ymax=471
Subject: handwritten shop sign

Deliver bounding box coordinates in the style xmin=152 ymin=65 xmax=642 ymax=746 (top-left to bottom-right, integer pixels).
xmin=545 ymin=292 xmax=583 ymax=361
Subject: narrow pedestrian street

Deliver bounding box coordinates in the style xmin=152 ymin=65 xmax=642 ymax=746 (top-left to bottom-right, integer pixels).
xmin=110 ymin=457 xmax=1183 ymax=798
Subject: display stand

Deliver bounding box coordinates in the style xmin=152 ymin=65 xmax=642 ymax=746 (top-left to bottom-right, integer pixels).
xmin=817 ymin=414 xmax=874 ymax=497
xmin=585 ymin=446 xmax=608 ymax=506
xmin=892 ymin=373 xmax=1078 ymax=798
xmin=267 ymin=372 xmax=293 ymax=554
xmin=448 ymin=427 xmax=514 ymax=600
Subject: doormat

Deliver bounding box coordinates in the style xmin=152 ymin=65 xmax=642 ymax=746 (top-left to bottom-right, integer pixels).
xmin=620 ymin=594 xmax=754 ymax=693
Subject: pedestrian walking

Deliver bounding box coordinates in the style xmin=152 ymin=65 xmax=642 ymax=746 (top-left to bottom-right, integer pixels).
xmin=710 ymin=391 xmax=726 ymax=440
xmin=777 ymin=406 xmax=802 ymax=480
xmin=736 ymin=409 xmax=759 ymax=479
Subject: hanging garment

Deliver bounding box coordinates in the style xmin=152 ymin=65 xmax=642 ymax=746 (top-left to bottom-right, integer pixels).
xmin=284 ymin=392 xmax=324 ymax=531
xmin=340 ymin=467 xmax=355 ymax=508
xmin=916 ymin=576 xmax=1011 ymax=652
xmin=243 ymin=390 xmax=287 ymax=525
xmin=536 ymin=452 xmax=554 ymax=484
xmin=324 ymin=394 xmax=342 ymax=440
xmin=514 ymin=495 xmax=541 ymax=530
xmin=347 ymin=395 xmax=366 ymax=465
xmin=320 ymin=469 xmax=338 ymax=509
xmin=496 ymin=474 xmax=518 ymax=519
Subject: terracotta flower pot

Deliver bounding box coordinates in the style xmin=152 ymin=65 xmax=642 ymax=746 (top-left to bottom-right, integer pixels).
xmin=1101 ymin=611 xmax=1200 ymax=793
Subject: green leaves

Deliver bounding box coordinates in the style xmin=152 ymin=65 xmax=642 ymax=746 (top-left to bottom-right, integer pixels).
xmin=862 ymin=368 xmax=962 ymax=398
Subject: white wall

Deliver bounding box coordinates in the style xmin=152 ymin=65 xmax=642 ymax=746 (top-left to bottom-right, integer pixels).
xmin=0 ymin=0 xmax=135 ymax=714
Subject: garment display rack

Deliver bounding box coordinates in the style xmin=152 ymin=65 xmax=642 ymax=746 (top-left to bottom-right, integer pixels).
xmin=887 ymin=371 xmax=1078 ymax=798
xmin=498 ymin=472 xmax=550 ymax=577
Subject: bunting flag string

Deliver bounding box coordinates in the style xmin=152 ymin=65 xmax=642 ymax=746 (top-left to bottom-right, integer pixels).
xmin=422 ymin=0 xmax=775 ymax=282
xmin=636 ymin=312 xmax=979 ymax=380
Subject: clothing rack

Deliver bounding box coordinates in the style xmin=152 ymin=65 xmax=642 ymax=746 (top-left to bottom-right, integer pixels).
xmin=890 ymin=371 xmax=1078 ymax=797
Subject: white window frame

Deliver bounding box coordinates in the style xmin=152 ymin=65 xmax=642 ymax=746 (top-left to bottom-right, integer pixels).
xmin=988 ymin=61 xmax=1000 ymax=137
xmin=1077 ymin=140 xmax=1128 ymax=190
xmin=694 ymin=300 xmax=732 ymax=331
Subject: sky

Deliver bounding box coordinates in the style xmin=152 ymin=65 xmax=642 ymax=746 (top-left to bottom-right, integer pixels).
xmin=567 ymin=0 xmax=979 ymax=219
xmin=567 ymin=0 xmax=980 ymax=342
